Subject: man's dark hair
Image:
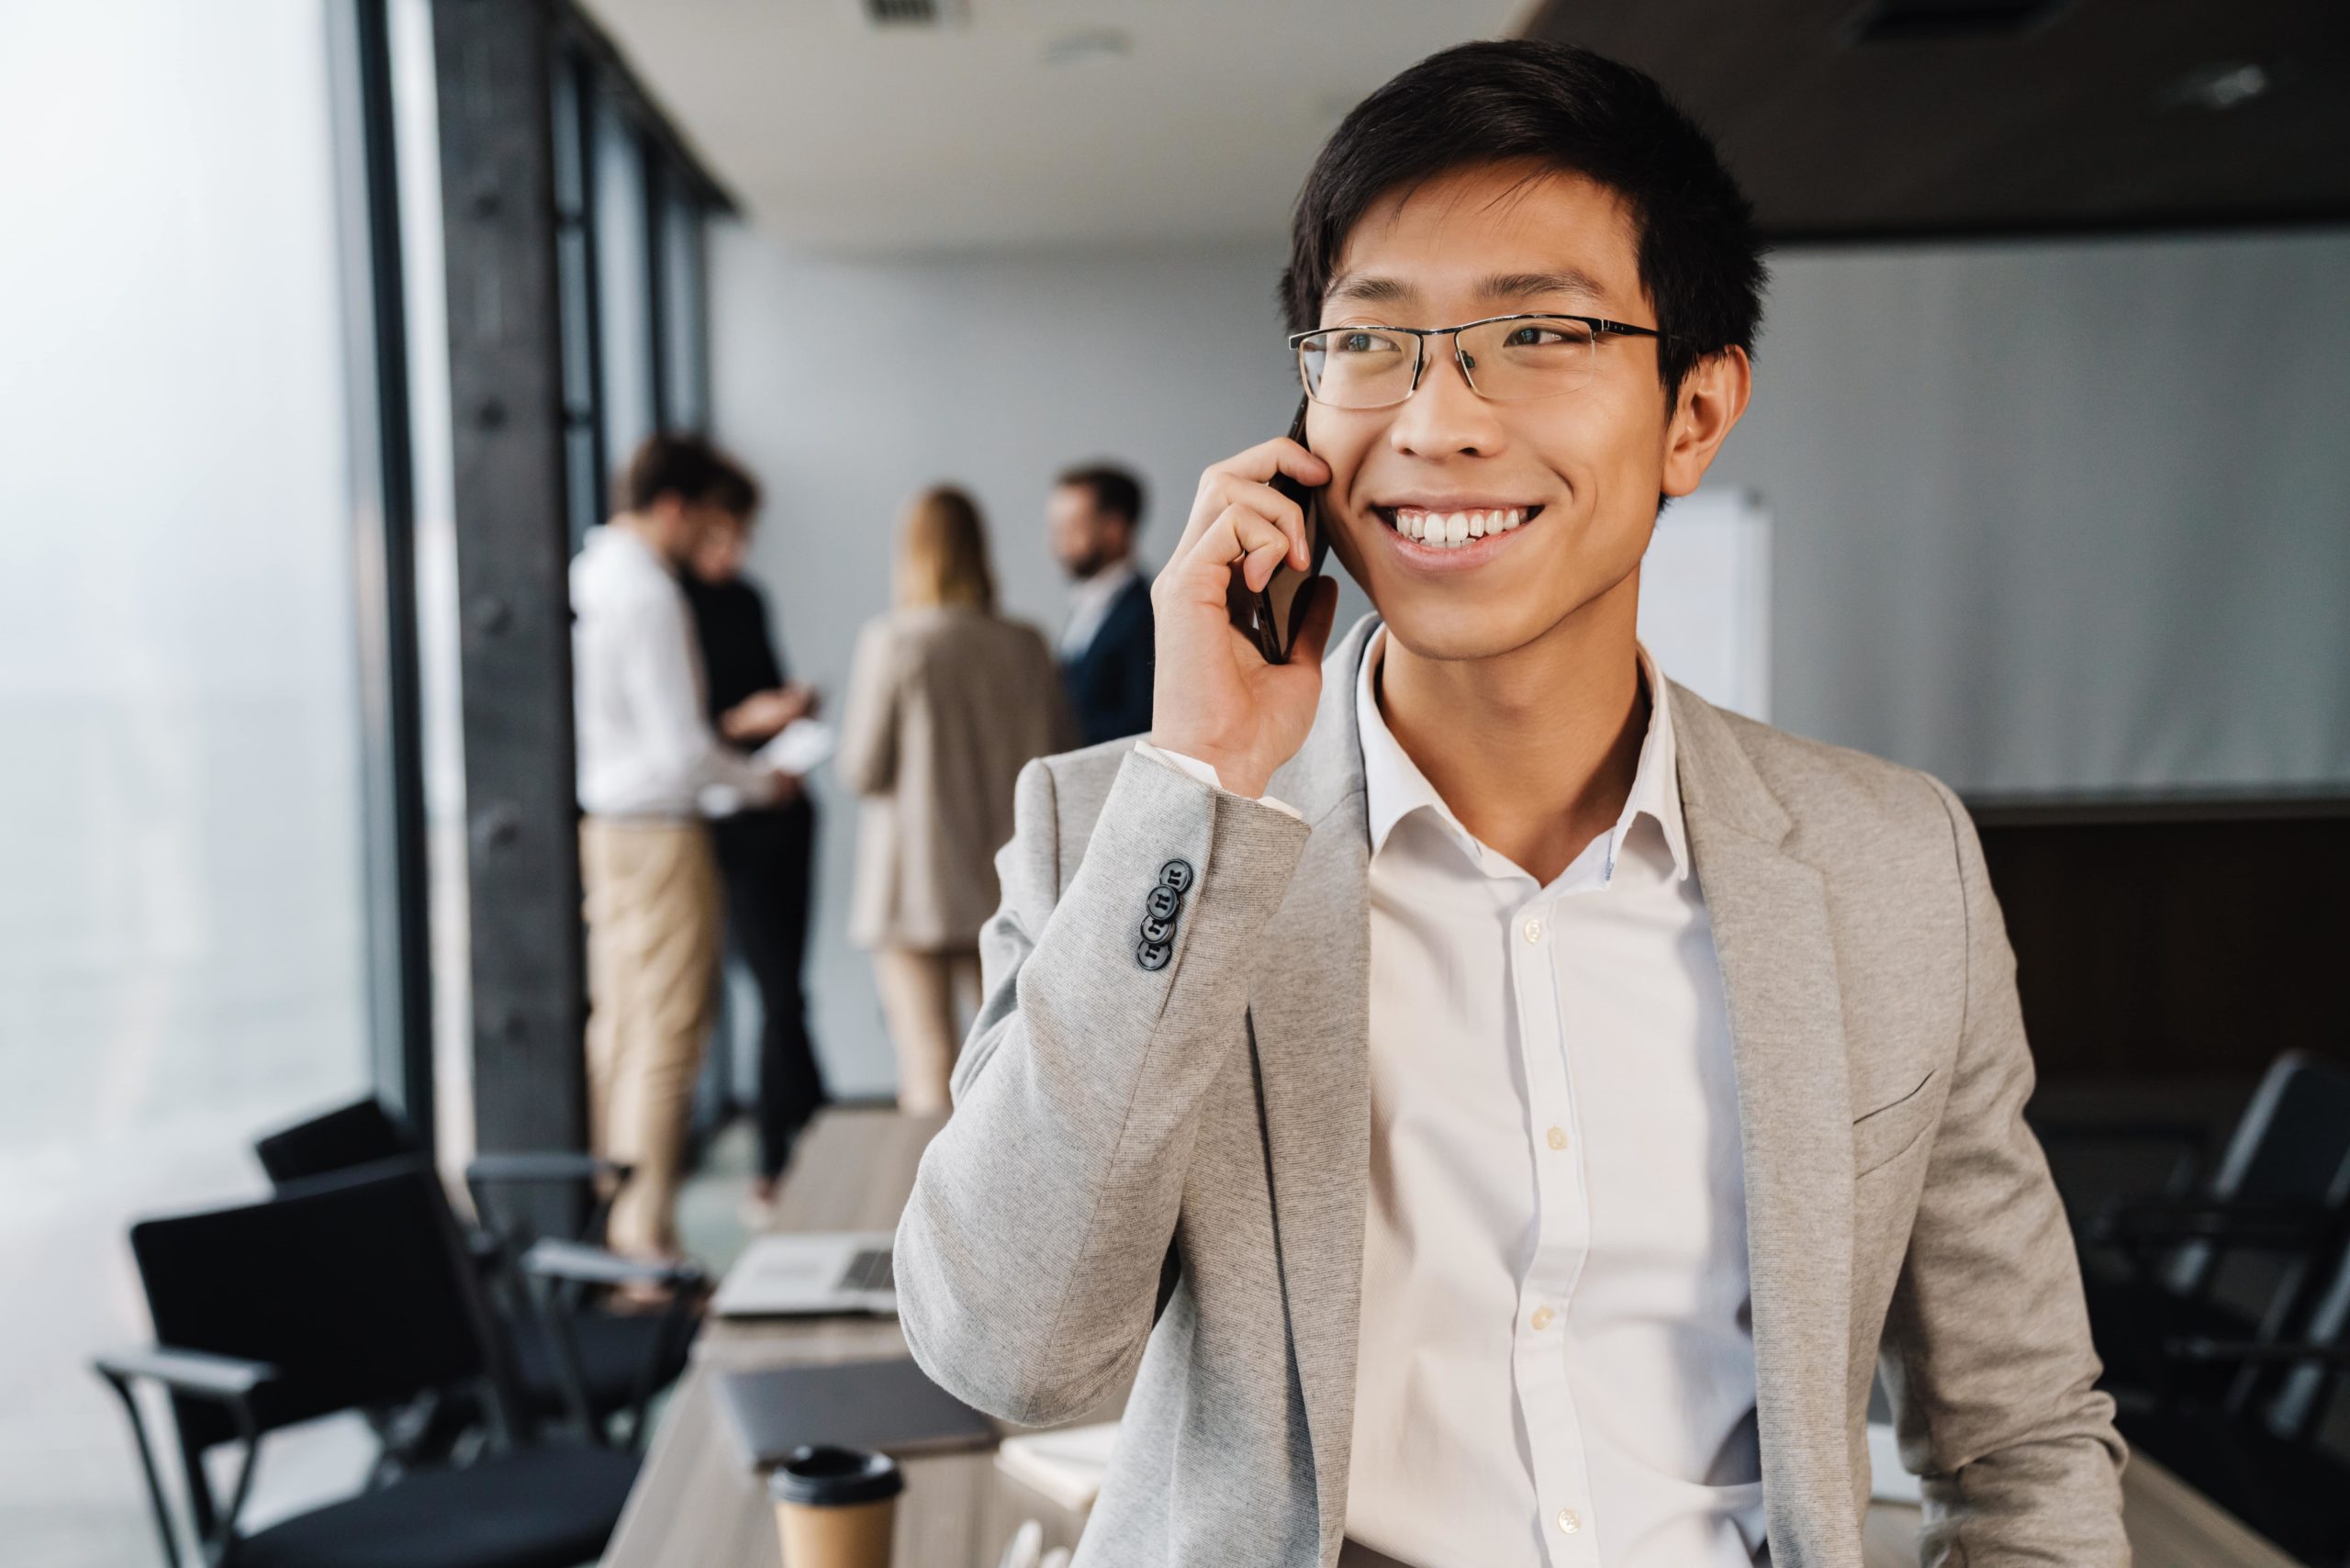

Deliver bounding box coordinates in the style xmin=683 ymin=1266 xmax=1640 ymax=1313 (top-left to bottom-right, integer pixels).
xmin=1281 ymin=39 xmax=1766 ymax=408
xmin=618 ymin=432 xmax=761 ymax=517
xmin=1054 ymin=463 xmax=1145 ymax=531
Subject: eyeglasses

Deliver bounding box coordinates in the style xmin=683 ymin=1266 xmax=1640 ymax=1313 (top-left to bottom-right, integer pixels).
xmin=1290 ymin=312 xmax=1668 ymax=409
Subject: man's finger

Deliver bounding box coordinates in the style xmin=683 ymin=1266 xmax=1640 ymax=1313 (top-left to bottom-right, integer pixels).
xmin=1213 ymin=435 xmax=1331 ymax=490
xmin=1163 ymin=505 xmax=1290 ymax=607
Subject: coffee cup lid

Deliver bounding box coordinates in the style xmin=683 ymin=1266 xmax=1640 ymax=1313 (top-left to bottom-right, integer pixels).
xmin=769 ymin=1444 xmax=905 ymax=1507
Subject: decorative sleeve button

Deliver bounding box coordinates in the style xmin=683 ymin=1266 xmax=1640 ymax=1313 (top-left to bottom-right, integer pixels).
xmin=1136 ymin=859 xmax=1196 ymax=970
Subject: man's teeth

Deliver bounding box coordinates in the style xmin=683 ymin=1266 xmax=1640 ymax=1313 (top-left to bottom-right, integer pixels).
xmin=1391 ymin=507 xmax=1529 ymax=548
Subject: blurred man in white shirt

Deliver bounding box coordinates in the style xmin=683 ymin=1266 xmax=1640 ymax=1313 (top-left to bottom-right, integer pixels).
xmin=573 ymin=433 xmax=790 ymax=1262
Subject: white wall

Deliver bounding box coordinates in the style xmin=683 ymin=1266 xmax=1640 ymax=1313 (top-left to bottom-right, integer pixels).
xmin=1709 ymin=228 xmax=2350 ymax=798
xmin=711 ymin=223 xmax=2350 ymax=1096
xmin=711 ymin=231 xmax=1367 ymax=1095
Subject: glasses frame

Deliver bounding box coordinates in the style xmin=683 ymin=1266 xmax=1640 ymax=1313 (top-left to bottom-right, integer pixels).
xmin=1289 ymin=312 xmax=1670 ymax=409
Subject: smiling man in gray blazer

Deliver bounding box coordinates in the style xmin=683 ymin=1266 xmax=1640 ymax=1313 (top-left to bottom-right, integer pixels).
xmin=896 ymin=39 xmax=2125 ymax=1568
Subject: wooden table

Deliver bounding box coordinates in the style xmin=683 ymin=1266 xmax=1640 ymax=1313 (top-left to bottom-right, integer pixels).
xmin=604 ymin=1109 xmax=2299 ymax=1568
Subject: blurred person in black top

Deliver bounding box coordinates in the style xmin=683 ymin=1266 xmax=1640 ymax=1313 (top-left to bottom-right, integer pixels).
xmin=680 ymin=489 xmax=829 ymax=1211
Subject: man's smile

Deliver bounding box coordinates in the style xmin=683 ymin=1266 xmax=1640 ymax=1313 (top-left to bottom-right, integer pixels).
xmin=1366 ymin=500 xmax=1549 ymax=566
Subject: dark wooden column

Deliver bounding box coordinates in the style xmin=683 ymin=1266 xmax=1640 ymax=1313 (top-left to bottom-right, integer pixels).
xmin=432 ymin=0 xmax=586 ymax=1219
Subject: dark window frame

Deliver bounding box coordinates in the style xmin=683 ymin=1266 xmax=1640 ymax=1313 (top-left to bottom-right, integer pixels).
xmin=330 ymin=0 xmax=733 ymax=1136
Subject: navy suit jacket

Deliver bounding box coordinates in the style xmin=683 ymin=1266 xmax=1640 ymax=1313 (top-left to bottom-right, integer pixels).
xmin=1061 ymin=576 xmax=1155 ymax=747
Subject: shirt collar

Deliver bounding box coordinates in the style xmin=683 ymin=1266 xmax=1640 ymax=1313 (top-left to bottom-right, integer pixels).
xmin=588 ymin=521 xmax=675 ymax=581
xmin=1355 ymin=626 xmax=1691 ymax=885
xmin=1069 ymin=558 xmax=1138 ymax=609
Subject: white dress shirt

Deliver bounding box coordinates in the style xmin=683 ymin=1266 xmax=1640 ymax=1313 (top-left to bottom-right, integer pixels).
xmin=1341 ymin=629 xmax=1762 ymax=1568
xmin=570 ymin=524 xmax=778 ymax=821
xmin=1058 ymin=558 xmax=1140 ymax=659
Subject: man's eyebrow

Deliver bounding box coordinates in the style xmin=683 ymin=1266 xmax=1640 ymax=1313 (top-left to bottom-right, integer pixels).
xmin=1480 ymin=268 xmax=1611 ymax=304
xmin=1321 ymin=268 xmax=1614 ymax=311
xmin=1322 ymin=273 xmax=1415 ymax=308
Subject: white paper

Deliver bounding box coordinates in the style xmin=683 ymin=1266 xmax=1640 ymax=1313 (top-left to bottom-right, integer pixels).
xmin=755 ymin=718 xmax=834 ymax=777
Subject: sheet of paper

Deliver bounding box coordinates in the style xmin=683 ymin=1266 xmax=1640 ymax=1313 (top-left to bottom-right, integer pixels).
xmin=755 ymin=717 xmax=834 ymax=776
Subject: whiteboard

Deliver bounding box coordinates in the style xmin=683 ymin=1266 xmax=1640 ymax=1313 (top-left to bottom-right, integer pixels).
xmin=1638 ymin=487 xmax=1773 ymax=722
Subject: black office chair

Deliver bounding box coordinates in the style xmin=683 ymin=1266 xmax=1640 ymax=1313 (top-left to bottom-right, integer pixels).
xmin=253 ymin=1097 xmax=699 ymax=1448
xmin=2121 ymin=1235 xmax=2350 ymax=1565
xmin=93 ymin=1159 xmax=639 ymax=1568
xmin=2060 ymin=1052 xmax=2350 ymax=1412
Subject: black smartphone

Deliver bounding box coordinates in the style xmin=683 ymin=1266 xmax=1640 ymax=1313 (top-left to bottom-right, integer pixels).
xmin=1225 ymin=398 xmax=1330 ymax=665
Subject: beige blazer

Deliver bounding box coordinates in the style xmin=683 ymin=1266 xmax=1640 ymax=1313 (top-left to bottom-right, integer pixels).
xmin=838 ymin=605 xmax=1077 ymax=951
xmin=897 ymin=612 xmax=2127 ymax=1567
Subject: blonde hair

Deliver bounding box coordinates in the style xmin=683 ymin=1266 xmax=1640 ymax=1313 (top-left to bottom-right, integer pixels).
xmin=895 ymin=485 xmax=998 ymax=612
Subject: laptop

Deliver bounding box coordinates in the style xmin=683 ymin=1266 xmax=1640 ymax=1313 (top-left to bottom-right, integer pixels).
xmin=716 ymin=1356 xmax=992 ymax=1469
xmin=710 ymin=1230 xmax=899 ymax=1317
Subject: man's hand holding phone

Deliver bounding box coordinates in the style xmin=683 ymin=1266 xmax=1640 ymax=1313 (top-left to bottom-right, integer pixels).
xmin=1147 ymin=435 xmax=1339 ymax=801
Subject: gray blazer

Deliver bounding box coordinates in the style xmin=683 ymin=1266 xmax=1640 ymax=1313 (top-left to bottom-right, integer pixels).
xmin=896 ymin=614 xmax=2126 ymax=1567
xmin=837 ymin=605 xmax=1076 ymax=951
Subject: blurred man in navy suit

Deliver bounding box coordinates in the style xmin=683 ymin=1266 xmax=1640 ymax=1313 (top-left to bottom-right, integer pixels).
xmin=1048 ymin=463 xmax=1155 ymax=745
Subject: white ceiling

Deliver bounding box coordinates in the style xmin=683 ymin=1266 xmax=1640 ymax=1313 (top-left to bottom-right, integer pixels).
xmin=581 ymin=0 xmax=1534 ymax=254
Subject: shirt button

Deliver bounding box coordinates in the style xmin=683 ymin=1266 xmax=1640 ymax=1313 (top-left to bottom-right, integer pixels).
xmin=1522 ymin=917 xmax=1543 ymax=943
xmin=1558 ymin=1507 xmax=1581 ymax=1535
xmin=1545 ymin=1126 xmax=1568 ymax=1152
xmin=1530 ymin=1305 xmax=1555 ymax=1330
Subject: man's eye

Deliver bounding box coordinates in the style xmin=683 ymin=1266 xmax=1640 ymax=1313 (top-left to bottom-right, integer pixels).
xmin=1504 ymin=324 xmax=1584 ymax=348
xmin=1332 ymin=331 xmax=1401 ymax=354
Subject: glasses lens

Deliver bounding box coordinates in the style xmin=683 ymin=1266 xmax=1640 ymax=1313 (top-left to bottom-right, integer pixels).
xmin=1297 ymin=328 xmax=1416 ymax=409
xmin=1456 ymin=317 xmax=1597 ymax=401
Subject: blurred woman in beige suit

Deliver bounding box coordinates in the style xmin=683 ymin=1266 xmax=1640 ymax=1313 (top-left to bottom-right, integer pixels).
xmin=839 ymin=486 xmax=1077 ymax=1112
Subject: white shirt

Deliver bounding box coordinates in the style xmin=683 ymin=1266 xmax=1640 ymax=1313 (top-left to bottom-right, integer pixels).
xmin=570 ymin=524 xmax=778 ymax=820
xmin=1342 ymin=629 xmax=1762 ymax=1568
xmin=1058 ymin=558 xmax=1140 ymax=659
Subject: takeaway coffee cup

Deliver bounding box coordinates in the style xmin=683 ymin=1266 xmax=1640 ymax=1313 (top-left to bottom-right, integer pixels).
xmin=769 ymin=1445 xmax=904 ymax=1568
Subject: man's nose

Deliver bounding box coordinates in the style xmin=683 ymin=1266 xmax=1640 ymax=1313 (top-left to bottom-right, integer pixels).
xmin=1388 ymin=337 xmax=1504 ymax=457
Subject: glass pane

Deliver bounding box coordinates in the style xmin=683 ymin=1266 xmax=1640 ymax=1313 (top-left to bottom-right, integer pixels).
xmin=658 ymin=173 xmax=708 ymax=432
xmin=593 ymin=84 xmax=655 ymax=469
xmin=568 ymin=423 xmax=605 ymax=547
xmin=0 ymin=1 xmax=371 ymax=1557
xmin=558 ymin=224 xmax=597 ymax=414
xmin=550 ymin=47 xmax=586 ymax=217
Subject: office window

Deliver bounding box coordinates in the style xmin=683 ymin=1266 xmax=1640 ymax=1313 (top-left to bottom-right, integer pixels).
xmin=0 ymin=1 xmax=372 ymax=1560
xmin=655 ymin=161 xmax=711 ymax=431
xmin=593 ymin=82 xmax=657 ymax=487
xmin=549 ymin=32 xmax=720 ymax=547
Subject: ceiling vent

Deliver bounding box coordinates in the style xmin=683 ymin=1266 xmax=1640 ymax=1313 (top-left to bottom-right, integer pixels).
xmin=1844 ymin=0 xmax=2073 ymax=46
xmin=854 ymin=0 xmax=966 ymax=28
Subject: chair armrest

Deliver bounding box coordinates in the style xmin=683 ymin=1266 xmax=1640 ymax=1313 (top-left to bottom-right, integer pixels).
xmin=2165 ymin=1337 xmax=2350 ymax=1368
xmin=93 ymin=1346 xmax=276 ymax=1403
xmin=466 ymin=1151 xmax=632 ymax=1187
xmin=95 ymin=1347 xmax=274 ymax=1560
xmin=522 ymin=1238 xmax=705 ymax=1291
xmin=2091 ymin=1196 xmax=2336 ymax=1251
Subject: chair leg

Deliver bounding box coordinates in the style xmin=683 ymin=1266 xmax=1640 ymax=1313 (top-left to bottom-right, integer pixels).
xmin=97 ymin=1372 xmax=186 ymax=1568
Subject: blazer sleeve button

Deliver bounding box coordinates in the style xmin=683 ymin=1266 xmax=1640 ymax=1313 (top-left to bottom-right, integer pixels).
xmin=1136 ymin=939 xmax=1173 ymax=972
xmin=1158 ymin=859 xmax=1195 ymax=893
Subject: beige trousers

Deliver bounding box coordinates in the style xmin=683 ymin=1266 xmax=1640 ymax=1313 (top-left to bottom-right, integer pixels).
xmin=582 ymin=817 xmax=722 ymax=1259
xmin=871 ymin=946 xmax=981 ymax=1114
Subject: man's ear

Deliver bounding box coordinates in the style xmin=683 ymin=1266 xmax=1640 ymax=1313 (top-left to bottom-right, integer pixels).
xmin=1660 ymin=346 xmax=1753 ymax=500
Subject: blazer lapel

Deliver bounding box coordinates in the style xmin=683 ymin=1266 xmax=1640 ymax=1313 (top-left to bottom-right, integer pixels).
xmin=1249 ymin=615 xmax=1378 ymax=1560
xmin=1672 ymin=683 xmax=1860 ymax=1567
